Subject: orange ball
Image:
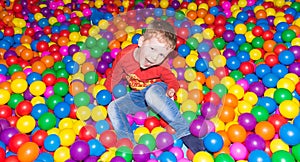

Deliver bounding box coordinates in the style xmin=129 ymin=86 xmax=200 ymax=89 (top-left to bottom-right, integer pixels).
xmin=263 ymin=40 xmax=276 ymax=52
xmin=20 ymin=35 xmax=32 ymax=44
xmin=187 ymin=10 xmax=197 ymax=20
xmin=20 ymin=48 xmax=34 ymax=61
xmin=255 ymin=121 xmax=275 ymax=141
xmin=218 ymin=105 xmax=235 ymax=123
xmin=195 ymin=72 xmax=206 ymax=85
xmin=213 ymin=145 xmax=230 ymax=158
xmin=81 ymin=62 xmax=95 ymax=74
xmin=227 ymin=124 xmax=247 ymax=143
xmin=207 ymin=0 xmax=217 ymax=7
xmin=57 ymin=36 xmax=69 ymax=46
xmin=289 ymin=25 xmax=300 ymax=36
xmin=69 ymin=81 xmax=85 ymax=96
xmin=17 ymin=142 xmax=39 ymax=162
xmin=15 ymin=45 xmax=26 ymax=56
xmin=11 ymin=71 xmax=26 ymax=80
xmin=204 ymin=13 xmax=215 ymax=25
xmin=221 ymin=93 xmax=238 ymax=108
xmin=0 ymin=81 xmax=12 ymax=93
xmin=31 ymin=61 xmax=46 ymax=74
xmin=217 ymin=130 xmax=231 ymax=147
xmin=108 ymin=40 xmax=121 ymax=50
xmin=255 ymin=10 xmax=267 ymax=19
xmin=114 ymin=30 xmax=127 ymax=42
xmin=41 ymin=55 xmax=55 ymax=68
xmin=206 ymin=75 xmax=219 ymax=89
xmin=188 ymin=89 xmax=203 ymax=104
xmin=173 ymin=56 xmax=186 ymax=68
xmin=209 ymin=48 xmax=220 ymax=60
xmin=197 ymin=8 xmax=208 ymax=18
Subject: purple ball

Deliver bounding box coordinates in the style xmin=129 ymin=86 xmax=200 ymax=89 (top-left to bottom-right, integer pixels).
xmin=102 ymin=32 xmax=114 ymax=42
xmin=201 ymin=102 xmax=218 ymax=119
xmin=171 ymin=1 xmax=180 ymax=10
xmin=65 ymin=159 xmax=77 ymax=162
xmin=110 ymin=156 xmax=126 ymax=162
xmin=181 ymin=21 xmax=192 ymax=28
xmin=246 ymin=10 xmax=255 ymax=18
xmin=68 ymin=44 xmax=80 ymax=55
xmin=156 ymin=132 xmax=174 ymax=151
xmin=198 ymin=52 xmax=211 ymax=61
xmin=70 ymin=140 xmax=90 ymax=161
xmin=146 ymin=4 xmax=155 ymax=9
xmin=101 ymin=52 xmax=114 ymax=64
xmin=0 ymin=119 xmax=10 ymax=133
xmin=290 ymin=46 xmax=300 ymax=60
xmin=222 ymin=30 xmax=235 ymax=42
xmin=189 ymin=116 xmax=208 ymax=138
xmin=267 ymin=16 xmax=275 ymax=27
xmin=238 ymin=113 xmax=257 ymax=131
xmin=244 ymin=134 xmax=266 ymax=152
xmin=4 ymin=50 xmax=17 ymax=59
xmin=289 ymin=62 xmax=300 ymax=76
xmin=86 ymin=58 xmax=98 ymax=67
xmin=96 ymin=61 xmax=109 ymax=74
xmin=0 ymin=127 xmax=19 ymax=145
xmin=133 ymin=144 xmax=151 ymax=162
xmin=24 ymin=89 xmax=34 ymax=100
xmin=34 ymin=31 xmax=44 ymax=40
xmin=223 ymin=49 xmax=236 ymax=59
xmin=248 ymin=82 xmax=265 ymax=97
xmin=84 ymin=156 xmax=99 ymax=162
xmin=176 ymin=68 xmax=185 ymax=80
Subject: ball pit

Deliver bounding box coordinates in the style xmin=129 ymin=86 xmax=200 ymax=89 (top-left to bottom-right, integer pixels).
xmin=0 ymin=0 xmax=300 ymax=161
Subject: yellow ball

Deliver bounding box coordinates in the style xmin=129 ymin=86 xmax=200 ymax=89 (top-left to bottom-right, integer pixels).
xmin=180 ymin=99 xmax=197 ymax=113
xmin=270 ymin=139 xmax=289 ymax=153
xmin=277 ymin=78 xmax=295 ymax=92
xmin=176 ymin=88 xmax=188 ymax=104
xmin=264 ymin=88 xmax=276 ymax=98
xmin=238 ymin=100 xmax=252 ymax=114
xmin=69 ymin=32 xmax=81 ymax=42
xmin=221 ymin=76 xmax=235 ymax=89
xmin=188 ymin=2 xmax=198 ymax=11
xmin=95 ymin=0 xmax=104 ymax=8
xmin=245 ymin=31 xmax=255 ymax=42
xmin=29 ymin=81 xmax=46 ymax=96
xmin=228 ymin=85 xmax=245 ymax=100
xmin=31 ymin=96 xmax=45 ymax=105
xmin=238 ymin=0 xmax=247 ymax=8
xmin=285 ymin=73 xmax=299 ymax=84
xmin=59 ymin=128 xmax=76 ymax=147
xmin=275 ymin=0 xmax=285 ymax=7
xmin=274 ymin=16 xmax=286 ymax=26
xmin=186 ymin=54 xmax=198 ymax=67
xmin=234 ymin=24 xmax=247 ymax=34
xmin=266 ymin=8 xmax=276 ymax=16
xmin=203 ymin=28 xmax=214 ymax=40
xmin=16 ymin=115 xmax=36 ymax=134
xmin=47 ymin=128 xmax=60 ymax=135
xmin=54 ymin=147 xmax=70 ymax=162
xmin=193 ymin=151 xmax=214 ymax=162
xmin=134 ymin=126 xmax=150 ymax=142
xmin=212 ymin=55 xmax=226 ymax=68
xmin=11 ymin=79 xmax=28 ymax=94
xmin=198 ymin=3 xmax=208 ymax=10
xmin=243 ymin=92 xmax=258 ymax=105
xmin=58 ymin=118 xmax=74 ymax=130
xmin=12 ymin=18 xmax=26 ymax=28
xmin=151 ymin=127 xmax=165 ymax=138
xmin=76 ymin=106 xmax=91 ymax=121
xmin=73 ymin=52 xmax=86 ymax=65
xmin=98 ymin=20 xmax=109 ymax=30
xmin=249 ymin=49 xmax=262 ymax=60
xmin=160 ymin=0 xmax=169 ymax=9
xmin=73 ymin=120 xmax=86 ymax=135
xmin=0 ymin=89 xmax=10 ymax=105
xmin=188 ymin=81 xmax=203 ymax=91
xmin=100 ymin=148 xmax=116 ymax=162
xmin=91 ymin=106 xmax=107 ymax=121
xmin=291 ymin=38 xmax=300 ymax=46
xmin=184 ymin=68 xmax=196 ymax=82
xmin=210 ymin=117 xmax=225 ymax=132
xmin=279 ymin=100 xmax=299 ymax=119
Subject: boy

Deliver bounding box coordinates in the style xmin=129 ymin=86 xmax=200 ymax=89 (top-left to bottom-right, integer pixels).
xmin=105 ymin=20 xmax=205 ymax=154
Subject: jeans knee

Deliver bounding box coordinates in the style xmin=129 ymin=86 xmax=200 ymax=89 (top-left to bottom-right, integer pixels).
xmin=107 ymin=101 xmax=117 ymax=116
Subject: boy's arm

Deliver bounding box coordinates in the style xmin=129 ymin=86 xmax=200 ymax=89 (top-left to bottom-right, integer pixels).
xmin=160 ymin=67 xmax=180 ymax=93
xmin=104 ymin=52 xmax=124 ymax=92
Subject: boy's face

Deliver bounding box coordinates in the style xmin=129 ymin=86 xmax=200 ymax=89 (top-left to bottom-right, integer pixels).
xmin=136 ymin=36 xmax=173 ymax=69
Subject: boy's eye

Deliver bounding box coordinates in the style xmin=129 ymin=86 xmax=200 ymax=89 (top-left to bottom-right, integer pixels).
xmin=159 ymin=53 xmax=164 ymax=57
xmin=150 ymin=47 xmax=154 ymax=50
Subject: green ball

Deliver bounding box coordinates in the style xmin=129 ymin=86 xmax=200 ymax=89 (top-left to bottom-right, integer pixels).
xmin=85 ymin=36 xmax=97 ymax=49
xmin=77 ymin=42 xmax=85 ymax=50
xmin=251 ymin=105 xmax=269 ymax=122
xmin=68 ymin=24 xmax=80 ymax=32
xmin=251 ymin=37 xmax=264 ymax=48
xmin=272 ymin=150 xmax=295 ymax=162
xmin=148 ymin=110 xmax=160 ymax=119
xmin=227 ymin=17 xmax=235 ymax=24
xmin=138 ymin=134 xmax=156 ymax=151
xmin=74 ymin=92 xmax=90 ymax=107
xmin=186 ymin=37 xmax=199 ymax=50
xmin=215 ymin=153 xmax=234 ymax=162
xmin=46 ymin=95 xmax=63 ymax=110
xmin=291 ymin=2 xmax=300 ymax=12
xmin=7 ymin=93 xmax=24 ymax=109
xmin=229 ymin=70 xmax=243 ymax=81
xmin=246 ymin=22 xmax=255 ymax=31
xmin=213 ymin=38 xmax=226 ymax=50
xmin=282 ymin=29 xmax=296 ymax=42
xmin=202 ymin=86 xmax=210 ymax=95
xmin=182 ymin=111 xmax=197 ymax=124
xmin=56 ymin=69 xmax=69 ymax=79
xmin=274 ymin=88 xmax=293 ymax=104
xmin=8 ymin=64 xmax=22 ymax=76
xmin=239 ymin=43 xmax=253 ymax=52
xmin=292 ymin=144 xmax=300 ymax=160
xmin=54 ymin=62 xmax=66 ymax=71
xmin=54 ymin=82 xmax=69 ymax=96
xmin=196 ymin=104 xmax=202 ymax=116
xmin=160 ymin=15 xmax=168 ymax=21
xmin=81 ymin=18 xmax=90 ymax=25
xmin=97 ymin=38 xmax=109 ymax=50
xmin=175 ymin=11 xmax=185 ymax=20
xmin=115 ymin=146 xmax=133 ymax=162
xmin=42 ymin=68 xmax=56 ymax=77
xmin=84 ymin=71 xmax=99 ymax=85
xmin=212 ymin=84 xmax=228 ymax=98
xmin=90 ymin=47 xmax=104 ymax=58
xmin=38 ymin=112 xmax=57 ymax=130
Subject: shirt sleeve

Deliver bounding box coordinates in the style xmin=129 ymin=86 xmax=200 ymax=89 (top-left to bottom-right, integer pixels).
xmin=160 ymin=66 xmax=180 ymax=92
xmin=104 ymin=51 xmax=124 ymax=92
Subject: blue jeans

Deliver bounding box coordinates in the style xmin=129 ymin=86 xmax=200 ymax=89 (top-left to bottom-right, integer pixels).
xmin=107 ymin=82 xmax=190 ymax=143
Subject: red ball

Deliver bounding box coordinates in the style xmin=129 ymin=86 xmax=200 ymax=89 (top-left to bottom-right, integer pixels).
xmin=79 ymin=125 xmax=97 ymax=142
xmin=43 ymin=74 xmax=56 ymax=86
xmin=0 ymin=105 xmax=12 ymax=119
xmin=55 ymin=77 xmax=69 ymax=85
xmin=53 ymin=9 xmax=64 ymax=17
xmin=285 ymin=14 xmax=294 ymax=24
xmin=262 ymin=30 xmax=274 ymax=40
xmin=29 ymin=5 xmax=40 ymax=14
xmin=252 ymin=26 xmax=264 ymax=37
xmin=15 ymin=101 xmax=33 ymax=116
xmin=214 ymin=25 xmax=226 ymax=37
xmin=69 ymin=104 xmax=77 ymax=119
xmin=43 ymin=26 xmax=52 ymax=35
xmin=8 ymin=133 xmax=30 ymax=153
xmin=144 ymin=116 xmax=160 ymax=132
xmin=180 ymin=1 xmax=189 ymax=8
xmin=246 ymin=17 xmax=257 ymax=24
xmin=51 ymin=51 xmax=63 ymax=62
xmin=49 ymin=44 xmax=60 ymax=53
xmin=18 ymin=60 xmax=30 ymax=68
xmin=0 ymin=148 xmax=4 ymax=162
xmin=99 ymin=130 xmax=117 ymax=148
xmin=262 ymin=2 xmax=274 ymax=8
xmin=37 ymin=41 xmax=49 ymax=52
xmin=268 ymin=114 xmax=287 ymax=133
xmin=239 ymin=62 xmax=255 ymax=75
xmin=273 ymin=44 xmax=287 ymax=55
xmin=80 ymin=26 xmax=90 ymax=37
xmin=13 ymin=4 xmax=23 ymax=13
xmin=32 ymin=130 xmax=48 ymax=147
xmin=4 ymin=27 xmax=14 ymax=37
xmin=70 ymin=17 xmax=81 ymax=26
xmin=204 ymin=91 xmax=221 ymax=106
xmin=79 ymin=3 xmax=90 ymax=11
xmin=265 ymin=54 xmax=278 ymax=67
xmin=7 ymin=116 xmax=19 ymax=127
xmin=50 ymin=33 xmax=60 ymax=43
xmin=4 ymin=156 xmax=19 ymax=162
xmin=25 ymin=28 xmax=35 ymax=37
xmin=215 ymin=67 xmax=229 ymax=79
xmin=176 ymin=36 xmax=185 ymax=49
xmin=6 ymin=56 xmax=19 ymax=66
xmin=59 ymin=30 xmax=70 ymax=37
xmin=177 ymin=27 xmax=189 ymax=39
xmin=116 ymin=138 xmax=134 ymax=149
xmin=214 ymin=15 xmax=227 ymax=26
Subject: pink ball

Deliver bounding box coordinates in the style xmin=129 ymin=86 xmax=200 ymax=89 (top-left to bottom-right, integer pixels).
xmin=127 ymin=114 xmax=134 ymax=125
xmin=205 ymin=120 xmax=215 ymax=133
xmin=44 ymin=86 xmax=54 ymax=98
xmin=59 ymin=46 xmax=69 ymax=56
xmin=41 ymin=51 xmax=50 ymax=57
xmin=152 ymin=149 xmax=163 ymax=158
xmin=147 ymin=160 xmax=158 ymax=162
xmin=23 ymin=68 xmax=32 ymax=76
xmin=0 ymin=74 xmax=6 ymax=83
xmin=82 ymin=49 xmax=91 ymax=59
xmin=247 ymin=0 xmax=255 ymax=6
xmin=230 ymin=142 xmax=248 ymax=160
xmin=236 ymin=79 xmax=249 ymax=91
xmin=169 ymin=147 xmax=184 ymax=160
xmin=224 ymin=10 xmax=232 ymax=18
xmin=134 ymin=112 xmax=147 ymax=125
xmin=178 ymin=158 xmax=191 ymax=162
xmin=222 ymin=2 xmax=231 ymax=10
xmin=34 ymin=27 xmax=42 ymax=32
xmin=49 ymin=2 xmax=58 ymax=10
xmin=83 ymin=9 xmax=92 ymax=17
xmin=57 ymin=14 xmax=66 ymax=23
xmin=111 ymin=48 xmax=121 ymax=59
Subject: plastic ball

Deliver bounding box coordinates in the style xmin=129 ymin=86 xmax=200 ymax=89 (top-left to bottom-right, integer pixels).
xmin=193 ymin=151 xmax=214 ymax=162
xmin=112 ymin=84 xmax=127 ymax=98
xmin=204 ymin=132 xmax=223 ymax=152
xmin=156 ymin=132 xmax=174 ymax=151
xmin=189 ymin=117 xmax=208 ymax=138
xmin=230 ymin=142 xmax=248 ymax=160
xmin=44 ymin=134 xmax=61 ymax=152
xmin=16 ymin=115 xmax=35 ymax=134
xmin=8 ymin=133 xmax=30 ymax=153
xmin=215 ymin=153 xmax=234 ymax=162
xmin=132 ymin=144 xmax=151 ymax=162
xmin=158 ymin=151 xmax=177 ymax=162
xmin=279 ymin=100 xmax=299 ymax=119
xmin=99 ymin=130 xmax=117 ymax=148
xmin=255 ymin=121 xmax=275 ymax=141
xmin=59 ymin=128 xmax=76 ymax=147
xmin=272 ymin=150 xmax=295 ymax=162
xmin=116 ymin=146 xmax=133 ymax=162
xmin=74 ymin=92 xmax=90 ymax=107
xmin=17 ymin=142 xmax=39 ymax=162
xmin=54 ymin=147 xmax=70 ymax=162
xmin=38 ymin=112 xmax=56 ymax=130
xmin=279 ymin=123 xmax=300 ymax=146
xmin=70 ymin=140 xmax=90 ymax=161
xmin=227 ymin=124 xmax=247 ymax=143
xmin=248 ymin=150 xmax=271 ymax=162
xmin=88 ymin=139 xmax=105 ymax=157
xmin=96 ymin=90 xmax=112 ymax=106
xmin=138 ymin=134 xmax=156 ymax=151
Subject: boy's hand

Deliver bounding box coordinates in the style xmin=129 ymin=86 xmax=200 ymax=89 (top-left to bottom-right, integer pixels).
xmin=167 ymin=88 xmax=175 ymax=97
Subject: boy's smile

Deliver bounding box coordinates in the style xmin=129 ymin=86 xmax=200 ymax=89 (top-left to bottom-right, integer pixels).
xmin=134 ymin=36 xmax=173 ymax=69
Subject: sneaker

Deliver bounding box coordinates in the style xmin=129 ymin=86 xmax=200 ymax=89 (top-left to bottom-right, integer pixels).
xmin=181 ymin=134 xmax=205 ymax=154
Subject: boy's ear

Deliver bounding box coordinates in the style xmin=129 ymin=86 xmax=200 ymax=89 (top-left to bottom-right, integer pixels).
xmin=138 ymin=36 xmax=144 ymax=47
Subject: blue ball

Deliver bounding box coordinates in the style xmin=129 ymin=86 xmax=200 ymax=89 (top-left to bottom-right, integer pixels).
xmin=226 ymin=42 xmax=239 ymax=52
xmin=64 ymin=93 xmax=74 ymax=104
xmin=26 ymin=72 xmax=42 ymax=85
xmin=158 ymin=152 xmax=177 ymax=162
xmin=154 ymin=8 xmax=163 ymax=17
xmin=197 ymin=42 xmax=210 ymax=53
xmin=195 ymin=58 xmax=209 ymax=72
xmin=272 ymin=64 xmax=288 ymax=78
xmin=66 ymin=61 xmax=79 ymax=74
xmin=178 ymin=44 xmax=190 ymax=57
xmin=279 ymin=123 xmax=300 ymax=146
xmin=248 ymin=150 xmax=271 ymax=162
xmin=44 ymin=134 xmax=61 ymax=152
xmin=274 ymin=32 xmax=283 ymax=43
xmin=255 ymin=64 xmax=271 ymax=78
xmin=294 ymin=115 xmax=300 ymax=130
xmin=262 ymin=73 xmax=279 ymax=88
xmin=234 ymin=34 xmax=246 ymax=45
xmin=226 ymin=56 xmax=241 ymax=70
xmin=95 ymin=120 xmax=110 ymax=134
xmin=113 ymin=84 xmax=127 ymax=98
xmin=236 ymin=51 xmax=250 ymax=62
xmin=0 ymin=64 xmax=8 ymax=75
xmin=279 ymin=50 xmax=295 ymax=65
xmin=257 ymin=97 xmax=277 ymax=113
xmin=132 ymin=34 xmax=141 ymax=44
xmin=36 ymin=152 xmax=54 ymax=162
xmin=88 ymin=139 xmax=106 ymax=156
xmin=166 ymin=7 xmax=175 ymax=17
xmin=54 ymin=102 xmax=71 ymax=119
xmin=245 ymin=74 xmax=259 ymax=84
xmin=31 ymin=104 xmax=48 ymax=120
xmin=276 ymin=22 xmax=289 ymax=32
xmin=204 ymin=132 xmax=223 ymax=152
xmin=96 ymin=90 xmax=112 ymax=106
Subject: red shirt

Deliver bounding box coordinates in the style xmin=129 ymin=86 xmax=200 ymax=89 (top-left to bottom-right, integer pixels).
xmin=105 ymin=44 xmax=179 ymax=92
